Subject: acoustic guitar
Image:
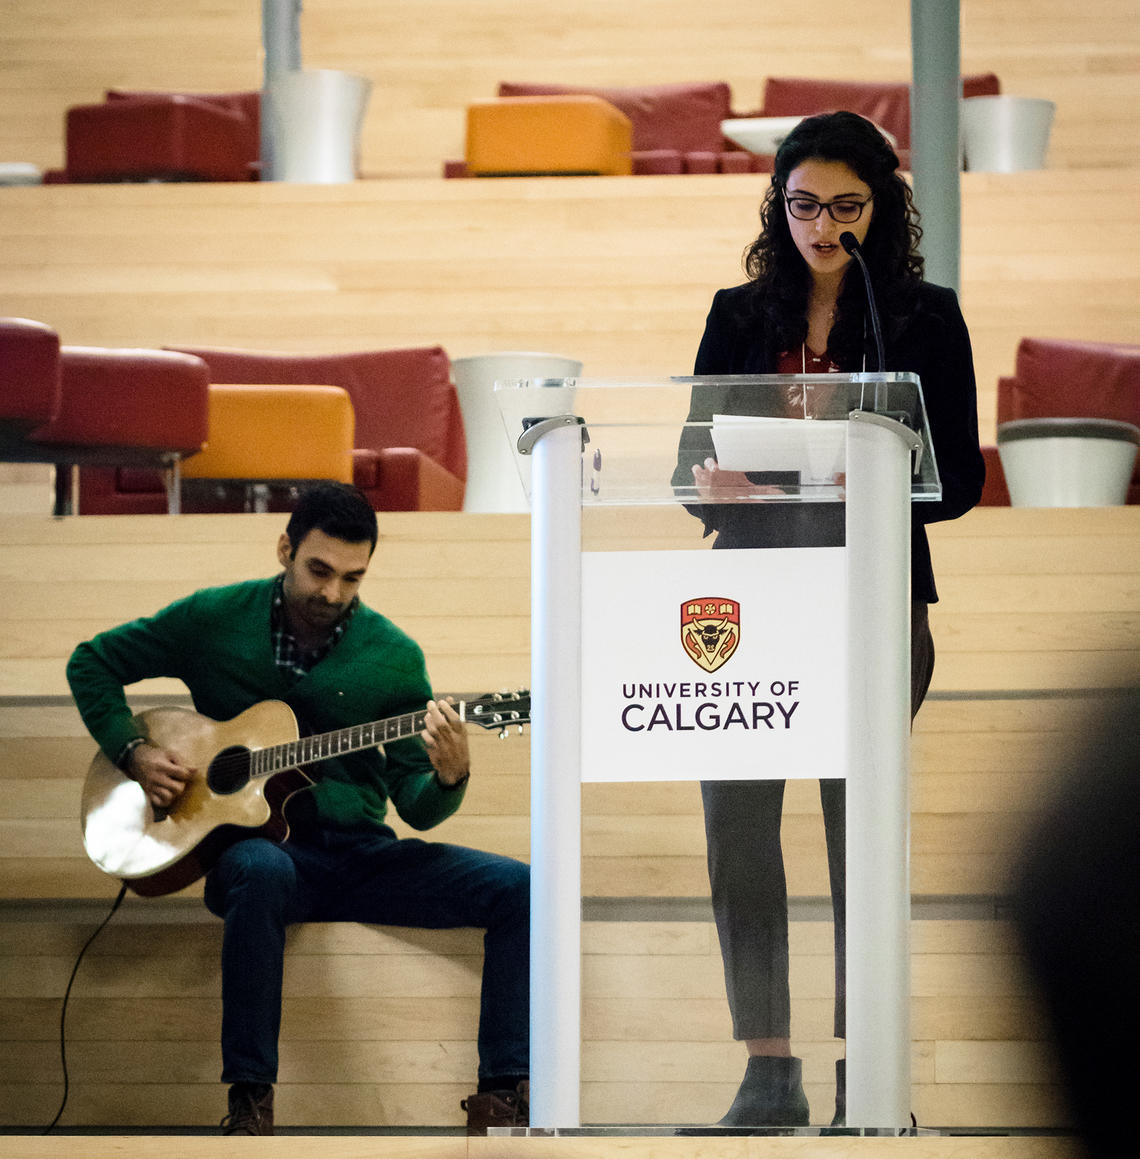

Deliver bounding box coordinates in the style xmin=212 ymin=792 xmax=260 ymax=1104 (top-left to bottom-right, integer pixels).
xmin=80 ymin=691 xmax=530 ymax=898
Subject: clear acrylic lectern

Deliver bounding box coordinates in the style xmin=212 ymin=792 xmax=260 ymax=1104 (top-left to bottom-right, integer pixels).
xmin=496 ymin=373 xmax=941 ymax=1133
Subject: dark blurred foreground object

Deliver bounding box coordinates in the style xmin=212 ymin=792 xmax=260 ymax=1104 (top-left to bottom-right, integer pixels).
xmin=1009 ymin=686 xmax=1140 ymax=1159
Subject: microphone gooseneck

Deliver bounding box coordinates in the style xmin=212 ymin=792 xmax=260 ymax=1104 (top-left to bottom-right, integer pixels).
xmin=839 ymin=231 xmax=885 ymax=373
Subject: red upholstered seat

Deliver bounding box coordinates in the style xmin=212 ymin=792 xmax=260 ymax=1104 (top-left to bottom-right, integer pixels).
xmin=977 ymin=444 xmax=1011 ymax=506
xmin=994 ymin=337 xmax=1140 ymax=504
xmin=34 ymin=347 xmax=208 ymax=454
xmin=0 ymin=317 xmax=61 ymax=444
xmin=61 ymin=90 xmax=260 ymax=183
xmin=760 ymin=77 xmax=913 ymax=148
xmin=749 ymin=73 xmax=1002 ymax=170
xmin=443 ymin=75 xmax=1001 ymax=177
xmin=79 ymin=345 xmax=467 ymax=514
xmin=1 ymin=324 xmax=209 ymax=514
xmin=105 ymin=89 xmax=261 ymax=166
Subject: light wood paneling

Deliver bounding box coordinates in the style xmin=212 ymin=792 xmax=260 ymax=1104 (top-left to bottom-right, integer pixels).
xmin=928 ymin=506 xmax=1140 ymax=690
xmin=2 ymin=506 xmax=1138 ymax=901
xmin=0 ymin=170 xmax=1137 ymax=452
xmin=0 ymin=1137 xmax=1092 ymax=1159
xmin=0 ymin=917 xmax=1066 ymax=1129
xmin=1 ymin=1143 xmax=467 ymax=1159
xmin=0 ymin=696 xmax=1112 ymax=900
xmin=1 ymin=0 xmax=1137 ymax=174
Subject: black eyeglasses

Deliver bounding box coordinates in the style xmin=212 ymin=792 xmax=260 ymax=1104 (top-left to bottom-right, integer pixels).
xmin=783 ymin=192 xmax=873 ymax=223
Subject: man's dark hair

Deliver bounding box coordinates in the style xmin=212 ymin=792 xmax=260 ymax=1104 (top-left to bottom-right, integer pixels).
xmin=284 ymin=482 xmax=378 ymax=556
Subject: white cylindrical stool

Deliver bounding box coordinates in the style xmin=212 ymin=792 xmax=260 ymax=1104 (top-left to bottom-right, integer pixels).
xmin=262 ymin=69 xmax=372 ymax=182
xmin=452 ymin=352 xmax=583 ymax=512
xmin=997 ymin=418 xmax=1140 ymax=507
xmin=961 ymin=96 xmax=1055 ymax=172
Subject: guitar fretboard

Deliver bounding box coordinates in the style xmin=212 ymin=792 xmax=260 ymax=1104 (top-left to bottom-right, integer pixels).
xmin=251 ymin=706 xmax=432 ymax=776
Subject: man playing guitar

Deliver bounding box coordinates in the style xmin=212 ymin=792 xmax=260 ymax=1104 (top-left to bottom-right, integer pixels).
xmin=68 ymin=482 xmax=530 ymax=1136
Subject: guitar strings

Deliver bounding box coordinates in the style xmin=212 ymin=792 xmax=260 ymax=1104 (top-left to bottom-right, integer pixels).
xmin=194 ymin=697 xmax=522 ymax=781
xmin=199 ymin=711 xmax=434 ymax=779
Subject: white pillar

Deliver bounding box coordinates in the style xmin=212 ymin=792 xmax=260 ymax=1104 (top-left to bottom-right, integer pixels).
xmin=844 ymin=412 xmax=918 ymax=1129
xmin=524 ymin=418 xmax=583 ymax=1128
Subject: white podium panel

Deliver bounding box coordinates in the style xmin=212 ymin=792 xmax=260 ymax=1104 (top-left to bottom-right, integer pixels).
xmin=503 ymin=374 xmax=937 ymax=1132
xmin=581 ymin=546 xmax=846 ymax=782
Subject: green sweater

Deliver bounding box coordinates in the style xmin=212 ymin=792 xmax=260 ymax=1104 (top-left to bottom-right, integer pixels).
xmin=66 ymin=577 xmax=466 ymax=833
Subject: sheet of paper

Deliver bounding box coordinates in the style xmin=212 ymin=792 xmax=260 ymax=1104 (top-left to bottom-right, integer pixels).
xmin=711 ymin=414 xmax=847 ymax=481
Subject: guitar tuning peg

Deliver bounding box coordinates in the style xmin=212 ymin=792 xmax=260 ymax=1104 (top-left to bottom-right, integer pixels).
xmin=498 ymin=727 xmax=508 ymax=740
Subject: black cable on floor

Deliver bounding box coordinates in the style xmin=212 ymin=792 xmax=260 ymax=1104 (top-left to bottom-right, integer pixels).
xmin=42 ymin=882 xmax=129 ymax=1134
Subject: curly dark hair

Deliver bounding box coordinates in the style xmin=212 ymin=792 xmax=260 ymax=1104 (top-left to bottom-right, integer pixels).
xmin=741 ymin=110 xmax=925 ymax=369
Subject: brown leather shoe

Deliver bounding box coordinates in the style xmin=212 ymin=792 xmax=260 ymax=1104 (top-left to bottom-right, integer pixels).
xmin=461 ymin=1079 xmax=529 ymax=1135
xmin=220 ymin=1082 xmax=274 ymax=1135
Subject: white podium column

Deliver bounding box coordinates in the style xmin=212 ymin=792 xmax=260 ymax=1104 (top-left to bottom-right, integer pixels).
xmin=521 ymin=417 xmax=584 ymax=1128
xmin=844 ymin=412 xmax=921 ymax=1129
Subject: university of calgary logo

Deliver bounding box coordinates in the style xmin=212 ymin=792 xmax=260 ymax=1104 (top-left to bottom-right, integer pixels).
xmin=680 ymin=597 xmax=741 ymax=673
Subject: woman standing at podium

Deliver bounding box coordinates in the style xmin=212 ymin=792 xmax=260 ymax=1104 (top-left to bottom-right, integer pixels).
xmin=676 ymin=111 xmax=985 ymax=1128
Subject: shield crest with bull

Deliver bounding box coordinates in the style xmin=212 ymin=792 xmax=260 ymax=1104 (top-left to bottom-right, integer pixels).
xmin=680 ymin=598 xmax=741 ymax=673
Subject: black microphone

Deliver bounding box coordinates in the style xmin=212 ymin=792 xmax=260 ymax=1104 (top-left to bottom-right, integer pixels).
xmin=840 ymin=231 xmax=885 ymax=373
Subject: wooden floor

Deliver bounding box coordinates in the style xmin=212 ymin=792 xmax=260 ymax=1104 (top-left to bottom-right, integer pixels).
xmin=0 ymin=1133 xmax=1090 ymax=1159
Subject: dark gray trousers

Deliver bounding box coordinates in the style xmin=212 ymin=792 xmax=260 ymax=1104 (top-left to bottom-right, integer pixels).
xmin=700 ymin=600 xmax=934 ymax=1041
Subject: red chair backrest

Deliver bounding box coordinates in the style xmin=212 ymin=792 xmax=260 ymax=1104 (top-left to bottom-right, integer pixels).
xmin=998 ymin=338 xmax=1140 ymax=427
xmin=997 ymin=337 xmax=1140 ymax=502
xmin=760 ymin=73 xmax=1002 ymax=151
xmin=168 ymin=345 xmax=466 ymax=480
xmin=106 ymin=89 xmax=261 ymax=162
xmin=497 ymin=81 xmax=733 ymax=155
xmin=0 ymin=317 xmax=61 ymax=430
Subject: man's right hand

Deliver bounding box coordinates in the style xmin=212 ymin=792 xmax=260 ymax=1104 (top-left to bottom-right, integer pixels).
xmin=127 ymin=742 xmax=197 ymax=810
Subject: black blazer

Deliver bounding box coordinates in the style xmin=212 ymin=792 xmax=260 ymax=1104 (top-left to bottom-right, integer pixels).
xmin=674 ymin=280 xmax=986 ymax=602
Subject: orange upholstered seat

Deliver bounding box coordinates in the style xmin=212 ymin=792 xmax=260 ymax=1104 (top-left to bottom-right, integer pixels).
xmin=465 ymin=95 xmax=633 ymax=176
xmin=181 ymin=384 xmax=354 ymax=485
xmin=80 ymin=344 xmax=465 ymax=513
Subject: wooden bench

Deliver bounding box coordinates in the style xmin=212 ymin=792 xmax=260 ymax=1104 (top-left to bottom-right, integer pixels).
xmin=0 ymin=913 xmax=1065 ymax=1131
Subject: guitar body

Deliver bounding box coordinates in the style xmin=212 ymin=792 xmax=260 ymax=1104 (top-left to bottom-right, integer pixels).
xmin=79 ymin=688 xmax=530 ymax=899
xmin=80 ymin=701 xmax=311 ymax=897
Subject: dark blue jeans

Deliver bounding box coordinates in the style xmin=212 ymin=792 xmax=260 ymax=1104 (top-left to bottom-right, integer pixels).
xmin=203 ymin=825 xmax=530 ymax=1086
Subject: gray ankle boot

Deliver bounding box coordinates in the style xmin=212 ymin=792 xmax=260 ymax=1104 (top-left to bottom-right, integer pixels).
xmin=717 ymin=1054 xmax=810 ymax=1127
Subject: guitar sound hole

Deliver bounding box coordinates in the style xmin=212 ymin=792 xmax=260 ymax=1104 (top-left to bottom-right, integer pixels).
xmin=207 ymin=746 xmax=253 ymax=795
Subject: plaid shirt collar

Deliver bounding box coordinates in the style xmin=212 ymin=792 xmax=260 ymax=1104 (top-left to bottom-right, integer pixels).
xmin=270 ymin=573 xmax=358 ymax=680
